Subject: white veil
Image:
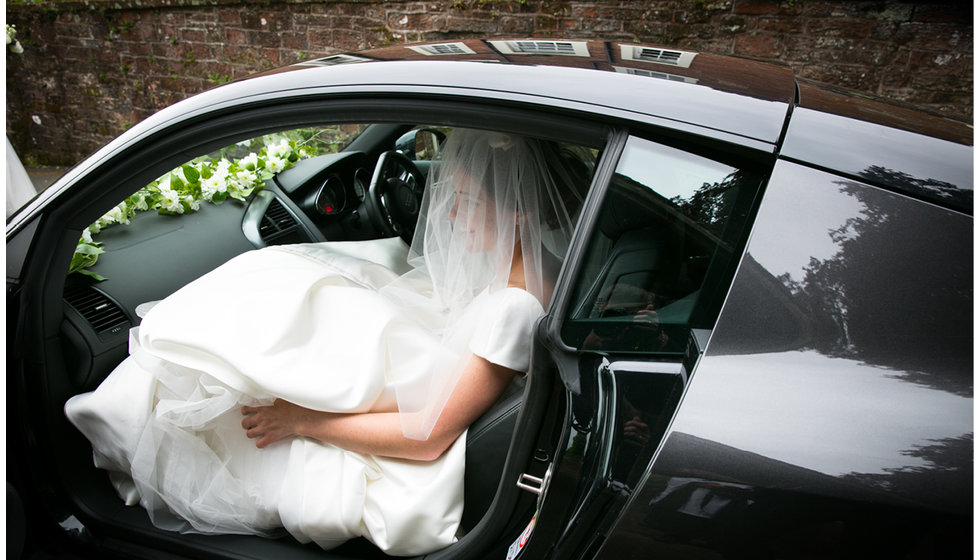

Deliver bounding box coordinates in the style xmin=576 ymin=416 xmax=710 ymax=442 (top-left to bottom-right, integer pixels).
xmin=382 ymin=128 xmax=582 ymax=440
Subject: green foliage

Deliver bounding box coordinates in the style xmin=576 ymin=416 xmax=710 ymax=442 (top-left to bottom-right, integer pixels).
xmin=208 ymin=73 xmax=232 ymax=84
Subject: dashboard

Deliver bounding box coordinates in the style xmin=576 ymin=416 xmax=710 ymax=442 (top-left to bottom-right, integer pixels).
xmin=61 ymin=148 xmax=425 ymax=390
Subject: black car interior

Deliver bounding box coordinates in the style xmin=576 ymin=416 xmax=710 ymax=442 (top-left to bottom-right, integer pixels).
xmin=32 ymin=119 xmax=602 ymax=559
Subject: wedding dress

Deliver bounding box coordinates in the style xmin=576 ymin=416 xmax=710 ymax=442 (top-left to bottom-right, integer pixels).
xmin=64 ymin=129 xmax=580 ymax=555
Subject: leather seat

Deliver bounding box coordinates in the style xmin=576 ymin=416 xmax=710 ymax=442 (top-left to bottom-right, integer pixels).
xmin=459 ymin=387 xmax=523 ymax=532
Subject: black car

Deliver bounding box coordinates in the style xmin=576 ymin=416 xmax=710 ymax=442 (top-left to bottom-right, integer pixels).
xmin=7 ymin=39 xmax=972 ymax=559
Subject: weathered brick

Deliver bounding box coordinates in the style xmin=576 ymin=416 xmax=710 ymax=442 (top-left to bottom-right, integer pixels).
xmin=224 ymin=28 xmax=249 ymax=46
xmin=904 ymin=23 xmax=972 ymax=51
xmin=180 ymin=27 xmax=208 ymax=43
xmin=805 ymin=17 xmax=873 ymax=40
xmin=908 ymin=49 xmax=973 ymax=79
xmin=754 ymin=15 xmax=803 ymax=34
xmin=500 ymin=15 xmax=535 ymax=35
xmin=245 ymin=29 xmax=282 ymax=49
xmin=733 ymin=31 xmax=782 ymax=58
xmin=734 ymin=0 xmax=801 ymax=16
xmin=802 ymin=2 xmax=860 ymax=19
xmin=279 ymin=31 xmax=309 ymax=51
xmin=912 ymin=4 xmax=972 ymax=24
xmin=4 ymin=0 xmax=974 ymax=166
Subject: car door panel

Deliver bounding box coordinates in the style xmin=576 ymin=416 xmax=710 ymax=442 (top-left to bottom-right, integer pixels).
xmin=595 ymin=161 xmax=973 ymax=558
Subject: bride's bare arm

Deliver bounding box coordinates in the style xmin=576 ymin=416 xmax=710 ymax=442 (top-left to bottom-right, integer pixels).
xmin=241 ymin=353 xmax=517 ymax=461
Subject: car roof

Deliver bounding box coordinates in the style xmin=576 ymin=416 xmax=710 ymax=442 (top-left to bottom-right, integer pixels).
xmin=244 ymin=38 xmax=798 ymax=150
xmin=75 ymin=37 xmax=972 ymax=169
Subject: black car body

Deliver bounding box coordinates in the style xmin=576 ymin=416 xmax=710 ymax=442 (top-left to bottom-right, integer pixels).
xmin=7 ymin=39 xmax=972 ymax=559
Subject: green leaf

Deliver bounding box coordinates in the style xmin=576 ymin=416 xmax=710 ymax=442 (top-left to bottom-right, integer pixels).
xmin=181 ymin=164 xmax=200 ymax=183
xmin=75 ymin=268 xmax=107 ymax=282
xmin=74 ymin=243 xmax=105 ymax=256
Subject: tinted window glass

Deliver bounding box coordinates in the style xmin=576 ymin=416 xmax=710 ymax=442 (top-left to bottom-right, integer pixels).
xmin=562 ymin=136 xmax=756 ymax=354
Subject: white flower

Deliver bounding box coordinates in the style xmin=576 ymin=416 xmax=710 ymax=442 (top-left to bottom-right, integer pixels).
xmin=8 ymin=26 xmax=23 ymax=53
xmin=100 ymin=203 xmax=129 ymax=226
xmin=267 ymin=138 xmax=291 ymax=158
xmin=201 ymin=175 xmax=228 ymax=200
xmin=266 ymin=156 xmax=286 ymax=173
xmin=202 ymin=175 xmax=226 ymax=195
xmin=215 ymin=159 xmax=232 ymax=175
xmin=187 ymin=197 xmax=201 ymax=212
xmin=81 ymin=228 xmax=94 ymax=244
xmin=160 ymin=188 xmax=183 ymax=213
xmin=235 ymin=169 xmax=257 ymax=185
xmin=240 ymin=152 xmax=259 ymax=170
xmin=133 ymin=193 xmax=149 ymax=211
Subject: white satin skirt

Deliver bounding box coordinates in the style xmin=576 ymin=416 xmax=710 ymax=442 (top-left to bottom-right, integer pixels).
xmin=65 ymin=238 xmax=465 ymax=556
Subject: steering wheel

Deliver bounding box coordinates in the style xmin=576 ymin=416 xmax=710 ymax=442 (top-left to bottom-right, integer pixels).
xmin=366 ymin=150 xmax=426 ymax=243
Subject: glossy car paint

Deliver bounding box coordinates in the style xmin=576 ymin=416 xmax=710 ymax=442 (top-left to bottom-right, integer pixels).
xmin=595 ymin=161 xmax=972 ymax=557
xmin=781 ymin=108 xmax=972 ymax=213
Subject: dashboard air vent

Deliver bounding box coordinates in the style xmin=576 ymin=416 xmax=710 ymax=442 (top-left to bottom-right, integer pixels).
xmin=259 ymin=198 xmax=302 ymax=245
xmin=64 ymin=285 xmax=130 ymax=337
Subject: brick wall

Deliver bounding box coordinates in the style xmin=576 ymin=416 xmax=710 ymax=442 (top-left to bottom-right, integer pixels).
xmin=5 ymin=0 xmax=973 ymax=166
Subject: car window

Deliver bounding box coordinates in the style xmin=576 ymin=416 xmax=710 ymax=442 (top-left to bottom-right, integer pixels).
xmin=70 ymin=125 xmax=368 ymax=280
xmin=561 ymin=135 xmax=757 ymax=354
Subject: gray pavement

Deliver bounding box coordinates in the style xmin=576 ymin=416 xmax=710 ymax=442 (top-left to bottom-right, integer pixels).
xmin=26 ymin=167 xmax=69 ymax=193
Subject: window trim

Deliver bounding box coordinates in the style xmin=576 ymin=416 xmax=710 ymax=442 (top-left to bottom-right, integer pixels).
xmin=547 ymin=130 xmax=768 ymax=356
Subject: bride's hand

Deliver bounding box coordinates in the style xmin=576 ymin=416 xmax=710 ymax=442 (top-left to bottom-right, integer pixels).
xmin=241 ymin=399 xmax=319 ymax=448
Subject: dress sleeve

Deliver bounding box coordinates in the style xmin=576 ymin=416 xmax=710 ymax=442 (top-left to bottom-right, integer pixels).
xmin=468 ymin=289 xmax=545 ymax=374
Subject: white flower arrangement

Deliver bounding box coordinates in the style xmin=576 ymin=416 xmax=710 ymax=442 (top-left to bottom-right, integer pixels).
xmin=70 ymin=132 xmax=314 ymax=280
xmin=7 ymin=24 xmax=24 ymax=54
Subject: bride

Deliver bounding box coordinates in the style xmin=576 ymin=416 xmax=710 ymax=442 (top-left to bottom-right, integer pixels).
xmin=64 ymin=128 xmax=579 ymax=556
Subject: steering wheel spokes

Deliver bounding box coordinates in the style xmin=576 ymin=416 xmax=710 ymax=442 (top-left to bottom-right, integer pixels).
xmin=367 ymin=151 xmax=425 ymax=243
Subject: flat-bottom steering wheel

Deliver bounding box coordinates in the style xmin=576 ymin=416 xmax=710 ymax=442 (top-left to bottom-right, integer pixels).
xmin=366 ymin=151 xmax=426 ymax=243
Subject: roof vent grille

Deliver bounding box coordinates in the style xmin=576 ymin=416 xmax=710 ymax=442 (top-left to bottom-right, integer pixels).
xmin=614 ymin=66 xmax=699 ymax=84
xmin=490 ymin=40 xmax=590 ymax=57
xmin=64 ymin=285 xmax=130 ymax=338
xmin=300 ymin=54 xmax=372 ymax=67
xmin=621 ymin=45 xmax=697 ymax=68
xmin=408 ymin=42 xmax=476 ymax=56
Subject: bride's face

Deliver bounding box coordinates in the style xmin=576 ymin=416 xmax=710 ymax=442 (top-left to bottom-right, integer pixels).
xmin=447 ymin=170 xmax=499 ymax=253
